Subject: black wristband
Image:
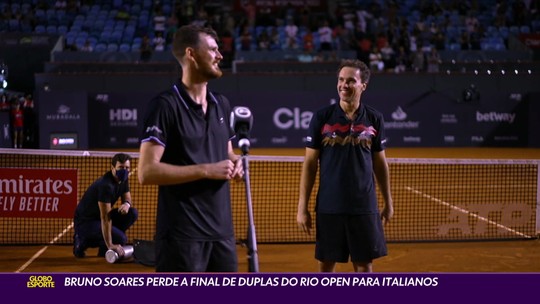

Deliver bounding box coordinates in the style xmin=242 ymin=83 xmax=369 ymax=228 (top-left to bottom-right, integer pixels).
xmin=123 ymin=201 xmax=131 ymax=207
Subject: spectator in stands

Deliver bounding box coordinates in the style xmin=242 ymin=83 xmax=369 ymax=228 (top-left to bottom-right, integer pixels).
xmin=22 ymin=94 xmax=36 ymax=149
xmin=297 ymin=59 xmax=393 ymax=273
xmin=269 ymin=26 xmax=281 ymax=50
xmin=465 ymin=12 xmax=480 ymax=33
xmin=318 ymin=19 xmax=334 ymax=51
xmin=153 ymin=7 xmax=167 ymax=37
xmin=257 ymin=30 xmax=271 ymax=50
xmin=241 ymin=0 xmax=257 ymax=28
xmin=239 ymin=26 xmax=253 ymax=51
xmin=380 ymin=41 xmax=396 ymax=72
xmin=356 ymin=34 xmax=372 ymax=66
xmin=139 ymin=35 xmax=153 ymax=62
xmin=369 ymin=46 xmax=384 ymax=72
xmin=426 ymin=48 xmax=441 ymax=73
xmin=153 ymin=32 xmax=166 ymax=51
xmin=11 ymin=99 xmax=23 ymax=149
xmin=80 ymin=40 xmax=93 ymax=52
xmin=55 ymin=0 xmax=67 ymax=10
xmin=0 ymin=94 xmax=9 ymax=112
xmin=303 ymin=30 xmax=314 ymax=53
xmin=191 ymin=7 xmax=209 ymax=27
xmin=394 ymin=46 xmax=409 ymax=73
xmin=410 ymin=48 xmax=425 ymax=72
xmin=284 ymin=17 xmax=299 ymax=50
xmin=512 ymin=0 xmax=528 ymax=26
xmin=219 ymin=30 xmax=234 ymax=68
xmin=73 ymin=153 xmax=138 ymax=258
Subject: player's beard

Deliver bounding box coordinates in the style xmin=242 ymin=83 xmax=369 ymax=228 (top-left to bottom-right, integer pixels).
xmin=200 ymin=60 xmax=223 ymax=79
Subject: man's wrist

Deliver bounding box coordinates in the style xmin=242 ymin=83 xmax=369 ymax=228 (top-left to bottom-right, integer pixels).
xmin=123 ymin=201 xmax=131 ymax=207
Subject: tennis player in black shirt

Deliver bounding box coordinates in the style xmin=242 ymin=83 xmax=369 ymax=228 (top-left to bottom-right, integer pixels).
xmin=138 ymin=25 xmax=243 ymax=272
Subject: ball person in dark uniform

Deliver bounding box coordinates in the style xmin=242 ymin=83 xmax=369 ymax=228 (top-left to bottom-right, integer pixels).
xmin=138 ymin=25 xmax=243 ymax=272
xmin=73 ymin=153 xmax=138 ymax=258
xmin=297 ymin=59 xmax=394 ymax=272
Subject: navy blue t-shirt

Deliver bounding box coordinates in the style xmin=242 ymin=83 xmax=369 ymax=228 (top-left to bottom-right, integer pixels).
xmin=140 ymin=82 xmax=235 ymax=241
xmin=305 ymin=102 xmax=386 ymax=215
xmin=74 ymin=171 xmax=130 ymax=223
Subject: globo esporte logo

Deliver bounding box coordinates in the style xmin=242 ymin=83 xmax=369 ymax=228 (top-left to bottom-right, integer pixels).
xmin=27 ymin=275 xmax=55 ymax=288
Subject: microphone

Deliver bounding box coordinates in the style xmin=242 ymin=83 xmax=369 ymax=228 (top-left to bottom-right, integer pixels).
xmin=230 ymin=106 xmax=253 ymax=154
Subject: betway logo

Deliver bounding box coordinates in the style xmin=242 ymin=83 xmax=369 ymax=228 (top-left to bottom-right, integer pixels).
xmin=476 ymin=111 xmax=515 ymax=123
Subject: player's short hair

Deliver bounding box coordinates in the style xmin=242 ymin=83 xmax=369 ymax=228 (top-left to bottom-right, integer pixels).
xmin=172 ymin=24 xmax=219 ymax=60
xmin=337 ymin=59 xmax=371 ymax=84
xmin=112 ymin=153 xmax=131 ymax=166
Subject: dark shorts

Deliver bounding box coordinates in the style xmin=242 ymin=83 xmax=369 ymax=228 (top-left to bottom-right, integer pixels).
xmin=315 ymin=213 xmax=387 ymax=263
xmin=74 ymin=208 xmax=138 ymax=248
xmin=155 ymin=236 xmax=238 ymax=272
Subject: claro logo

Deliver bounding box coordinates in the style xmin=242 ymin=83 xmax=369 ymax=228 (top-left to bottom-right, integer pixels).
xmin=0 ymin=176 xmax=74 ymax=195
xmin=273 ymin=107 xmax=313 ymax=130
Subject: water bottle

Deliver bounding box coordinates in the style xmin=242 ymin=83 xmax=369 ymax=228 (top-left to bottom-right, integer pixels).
xmin=105 ymin=245 xmax=134 ymax=263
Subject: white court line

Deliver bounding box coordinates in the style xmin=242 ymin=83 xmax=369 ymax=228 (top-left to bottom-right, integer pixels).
xmin=15 ymin=222 xmax=74 ymax=273
xmin=405 ymin=186 xmax=532 ymax=238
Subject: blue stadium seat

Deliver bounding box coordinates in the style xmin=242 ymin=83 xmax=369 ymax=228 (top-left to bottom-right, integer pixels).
xmin=107 ymin=43 xmax=119 ymax=52
xmin=509 ymin=26 xmax=520 ymax=36
xmin=100 ymin=31 xmax=111 ymax=43
xmin=532 ymin=20 xmax=540 ymax=32
xmin=57 ymin=25 xmax=68 ymax=35
xmin=520 ymin=25 xmax=530 ymax=34
xmin=94 ymin=43 xmax=107 ymax=52
xmin=35 ymin=24 xmax=46 ymax=33
xmin=46 ymin=25 xmax=57 ymax=34
xmin=75 ymin=36 xmax=88 ymax=48
xmin=110 ymin=31 xmax=123 ymax=44
xmin=498 ymin=27 xmax=509 ymax=39
xmin=119 ymin=43 xmax=131 ymax=52
xmin=131 ymin=43 xmax=142 ymax=52
xmin=9 ymin=19 xmax=20 ymax=31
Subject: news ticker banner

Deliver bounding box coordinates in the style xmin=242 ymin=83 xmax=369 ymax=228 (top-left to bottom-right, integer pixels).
xmin=1 ymin=273 xmax=537 ymax=303
xmin=38 ymin=88 xmax=532 ymax=150
xmin=0 ymin=168 xmax=77 ymax=218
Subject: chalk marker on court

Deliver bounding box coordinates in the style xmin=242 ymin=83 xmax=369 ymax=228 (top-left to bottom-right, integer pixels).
xmin=15 ymin=222 xmax=74 ymax=273
xmin=405 ymin=186 xmax=532 ymax=238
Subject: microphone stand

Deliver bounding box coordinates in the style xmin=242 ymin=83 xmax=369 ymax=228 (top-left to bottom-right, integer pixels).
xmin=239 ymin=138 xmax=259 ymax=272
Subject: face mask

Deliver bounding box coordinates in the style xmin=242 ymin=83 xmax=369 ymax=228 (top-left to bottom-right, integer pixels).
xmin=115 ymin=168 xmax=129 ymax=182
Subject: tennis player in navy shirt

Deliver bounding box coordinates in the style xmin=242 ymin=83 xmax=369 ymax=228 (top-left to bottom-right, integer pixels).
xmin=297 ymin=59 xmax=394 ymax=272
xmin=138 ymin=25 xmax=243 ymax=272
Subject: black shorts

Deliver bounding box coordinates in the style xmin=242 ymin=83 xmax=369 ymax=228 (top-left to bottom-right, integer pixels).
xmin=155 ymin=237 xmax=238 ymax=272
xmin=315 ymin=213 xmax=387 ymax=263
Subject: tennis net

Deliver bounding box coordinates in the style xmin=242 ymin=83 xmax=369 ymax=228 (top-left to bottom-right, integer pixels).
xmin=1 ymin=148 xmax=538 ymax=245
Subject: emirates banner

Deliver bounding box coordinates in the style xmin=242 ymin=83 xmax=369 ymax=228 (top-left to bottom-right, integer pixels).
xmin=0 ymin=168 xmax=77 ymax=218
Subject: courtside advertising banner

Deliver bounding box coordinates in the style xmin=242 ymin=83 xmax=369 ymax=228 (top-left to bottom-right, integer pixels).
xmin=37 ymin=90 xmax=89 ymax=149
xmin=235 ymin=91 xmax=335 ymax=148
xmin=88 ymin=92 xmax=155 ymax=149
xmin=0 ymin=168 xmax=77 ymax=218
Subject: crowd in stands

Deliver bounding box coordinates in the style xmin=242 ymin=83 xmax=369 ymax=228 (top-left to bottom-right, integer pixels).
xmin=0 ymin=92 xmax=36 ymax=149
xmin=1 ymin=0 xmax=540 ymax=72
